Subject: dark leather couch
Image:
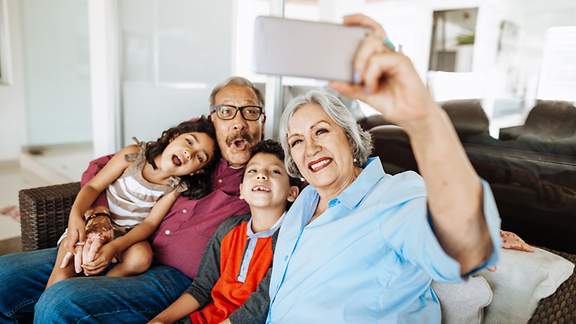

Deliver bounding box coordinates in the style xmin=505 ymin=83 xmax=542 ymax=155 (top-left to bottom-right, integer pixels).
xmin=359 ymin=99 xmax=576 ymax=254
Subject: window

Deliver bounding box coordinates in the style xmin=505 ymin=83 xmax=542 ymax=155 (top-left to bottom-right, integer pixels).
xmin=0 ymin=0 xmax=11 ymax=85
xmin=429 ymin=8 xmax=478 ymax=73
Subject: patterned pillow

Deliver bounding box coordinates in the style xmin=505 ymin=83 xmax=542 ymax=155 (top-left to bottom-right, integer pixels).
xmin=479 ymin=248 xmax=574 ymax=324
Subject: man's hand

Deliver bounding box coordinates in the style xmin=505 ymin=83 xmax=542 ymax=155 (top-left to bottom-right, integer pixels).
xmin=60 ymin=211 xmax=86 ymax=272
xmin=487 ymin=230 xmax=534 ymax=272
xmin=82 ymin=242 xmax=119 ymax=276
xmin=500 ymin=230 xmax=534 ymax=252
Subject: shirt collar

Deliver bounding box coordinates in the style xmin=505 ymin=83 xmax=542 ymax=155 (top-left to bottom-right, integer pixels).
xmin=212 ymin=158 xmax=244 ymax=194
xmin=336 ymin=157 xmax=386 ymax=209
xmin=246 ymin=212 xmax=285 ymax=239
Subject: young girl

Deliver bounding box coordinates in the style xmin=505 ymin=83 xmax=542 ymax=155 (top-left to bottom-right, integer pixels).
xmin=47 ymin=116 xmax=220 ymax=287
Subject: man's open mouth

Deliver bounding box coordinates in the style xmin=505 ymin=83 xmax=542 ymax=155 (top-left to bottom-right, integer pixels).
xmin=232 ymin=138 xmax=248 ymax=150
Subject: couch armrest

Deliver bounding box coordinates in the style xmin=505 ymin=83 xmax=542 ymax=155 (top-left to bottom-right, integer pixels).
xmin=18 ymin=182 xmax=80 ymax=251
xmin=529 ymin=248 xmax=576 ymax=323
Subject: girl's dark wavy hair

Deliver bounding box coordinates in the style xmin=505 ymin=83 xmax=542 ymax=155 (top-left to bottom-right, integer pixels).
xmin=144 ymin=116 xmax=220 ymax=200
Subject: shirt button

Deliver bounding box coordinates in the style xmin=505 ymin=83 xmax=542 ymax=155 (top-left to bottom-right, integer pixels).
xmin=182 ymin=209 xmax=187 ymax=213
xmin=284 ymin=255 xmax=289 ymax=261
xmin=218 ymin=179 xmax=223 ymax=183
xmin=165 ymin=229 xmax=171 ymax=235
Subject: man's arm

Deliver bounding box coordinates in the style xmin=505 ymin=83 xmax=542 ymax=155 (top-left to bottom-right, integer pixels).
xmin=148 ymin=293 xmax=201 ymax=324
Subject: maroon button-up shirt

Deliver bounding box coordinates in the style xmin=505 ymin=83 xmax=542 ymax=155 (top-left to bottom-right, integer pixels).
xmin=81 ymin=156 xmax=249 ymax=278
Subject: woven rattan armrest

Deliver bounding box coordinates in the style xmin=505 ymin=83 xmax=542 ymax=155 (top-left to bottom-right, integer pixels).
xmin=19 ymin=182 xmax=80 ymax=251
xmin=528 ymin=248 xmax=576 ymax=323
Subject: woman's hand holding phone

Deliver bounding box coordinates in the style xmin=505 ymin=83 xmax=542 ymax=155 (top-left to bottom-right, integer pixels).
xmin=330 ymin=14 xmax=441 ymax=135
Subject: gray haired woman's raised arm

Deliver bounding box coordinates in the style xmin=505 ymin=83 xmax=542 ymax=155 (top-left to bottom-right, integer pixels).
xmin=330 ymin=14 xmax=494 ymax=275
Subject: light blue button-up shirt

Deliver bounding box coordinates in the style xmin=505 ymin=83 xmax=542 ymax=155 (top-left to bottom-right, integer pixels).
xmin=267 ymin=157 xmax=501 ymax=323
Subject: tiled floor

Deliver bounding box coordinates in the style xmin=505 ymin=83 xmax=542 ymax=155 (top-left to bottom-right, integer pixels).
xmin=0 ymin=162 xmax=50 ymax=255
xmin=0 ymin=162 xmax=51 ymax=207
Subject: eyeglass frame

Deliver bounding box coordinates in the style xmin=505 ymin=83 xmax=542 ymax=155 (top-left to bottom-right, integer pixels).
xmin=209 ymin=104 xmax=264 ymax=121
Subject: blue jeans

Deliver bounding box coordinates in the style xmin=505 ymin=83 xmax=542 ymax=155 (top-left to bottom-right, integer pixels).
xmin=0 ymin=247 xmax=192 ymax=323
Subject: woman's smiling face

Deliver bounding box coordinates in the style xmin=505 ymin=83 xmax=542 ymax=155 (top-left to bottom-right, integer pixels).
xmin=287 ymin=103 xmax=356 ymax=195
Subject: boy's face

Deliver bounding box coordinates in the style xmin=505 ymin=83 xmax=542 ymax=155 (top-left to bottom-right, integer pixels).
xmin=240 ymin=153 xmax=298 ymax=210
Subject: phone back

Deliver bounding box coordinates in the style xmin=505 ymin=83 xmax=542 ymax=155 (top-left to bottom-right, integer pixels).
xmin=253 ymin=16 xmax=368 ymax=82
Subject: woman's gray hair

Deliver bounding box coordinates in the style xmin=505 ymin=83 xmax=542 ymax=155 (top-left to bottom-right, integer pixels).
xmin=279 ymin=90 xmax=373 ymax=178
xmin=209 ymin=76 xmax=265 ymax=106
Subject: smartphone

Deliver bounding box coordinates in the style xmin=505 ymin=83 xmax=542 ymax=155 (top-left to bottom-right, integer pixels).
xmin=252 ymin=16 xmax=369 ymax=82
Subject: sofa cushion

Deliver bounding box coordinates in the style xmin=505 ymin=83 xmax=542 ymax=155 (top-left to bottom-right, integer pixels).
xmin=479 ymin=248 xmax=575 ymax=324
xmin=432 ymin=276 xmax=492 ymax=324
xmin=440 ymin=99 xmax=489 ymax=138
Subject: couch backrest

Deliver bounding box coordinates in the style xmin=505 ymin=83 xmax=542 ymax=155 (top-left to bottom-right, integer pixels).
xmin=362 ymin=99 xmax=576 ymax=254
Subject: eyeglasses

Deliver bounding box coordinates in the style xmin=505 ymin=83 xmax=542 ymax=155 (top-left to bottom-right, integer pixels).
xmin=210 ymin=104 xmax=263 ymax=121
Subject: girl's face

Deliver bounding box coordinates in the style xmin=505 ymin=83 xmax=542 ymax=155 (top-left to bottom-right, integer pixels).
xmin=159 ymin=132 xmax=217 ymax=176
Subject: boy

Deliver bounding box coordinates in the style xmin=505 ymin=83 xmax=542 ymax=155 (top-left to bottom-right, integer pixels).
xmin=150 ymin=140 xmax=299 ymax=324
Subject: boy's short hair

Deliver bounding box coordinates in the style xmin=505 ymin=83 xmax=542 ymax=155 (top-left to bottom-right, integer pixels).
xmin=245 ymin=139 xmax=300 ymax=187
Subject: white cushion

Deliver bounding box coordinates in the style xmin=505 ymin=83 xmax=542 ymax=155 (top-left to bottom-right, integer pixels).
xmin=432 ymin=275 xmax=492 ymax=324
xmin=479 ymin=248 xmax=575 ymax=324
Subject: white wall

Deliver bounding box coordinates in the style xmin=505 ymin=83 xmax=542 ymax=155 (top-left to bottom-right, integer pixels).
xmin=119 ymin=0 xmax=235 ymax=145
xmin=0 ymin=0 xmax=26 ymax=161
xmin=21 ymin=0 xmax=92 ymax=146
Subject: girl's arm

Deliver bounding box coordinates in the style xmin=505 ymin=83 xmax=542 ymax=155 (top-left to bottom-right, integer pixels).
xmin=64 ymin=145 xmax=138 ymax=255
xmin=80 ymin=184 xmax=179 ymax=275
xmin=148 ymin=293 xmax=201 ymax=324
xmin=107 ymin=189 xmax=180 ymax=254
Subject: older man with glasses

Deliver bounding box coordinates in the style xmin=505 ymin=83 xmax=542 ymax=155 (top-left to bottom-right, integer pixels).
xmin=0 ymin=77 xmax=266 ymax=323
xmin=208 ymin=80 xmax=265 ymax=169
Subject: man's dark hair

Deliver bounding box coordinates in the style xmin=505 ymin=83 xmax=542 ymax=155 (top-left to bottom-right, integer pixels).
xmin=145 ymin=115 xmax=221 ymax=199
xmin=245 ymin=139 xmax=299 ymax=187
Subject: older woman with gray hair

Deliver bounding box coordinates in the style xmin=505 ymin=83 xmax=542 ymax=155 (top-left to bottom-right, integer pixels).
xmin=265 ymin=14 xmax=502 ymax=324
